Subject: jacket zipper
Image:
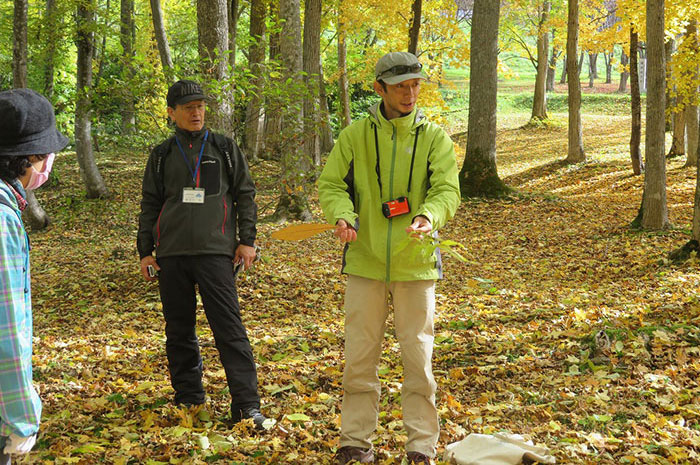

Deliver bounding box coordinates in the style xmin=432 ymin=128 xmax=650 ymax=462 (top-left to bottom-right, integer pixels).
xmin=385 ymin=124 xmax=398 ymax=282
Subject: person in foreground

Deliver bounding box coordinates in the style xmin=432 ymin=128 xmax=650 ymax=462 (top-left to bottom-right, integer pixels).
xmin=318 ymin=52 xmax=461 ymax=464
xmin=137 ymin=80 xmax=267 ymax=428
xmin=0 ymin=89 xmax=68 ymax=463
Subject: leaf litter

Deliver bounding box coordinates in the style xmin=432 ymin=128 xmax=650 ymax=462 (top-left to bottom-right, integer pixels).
xmin=25 ymin=114 xmax=700 ymax=464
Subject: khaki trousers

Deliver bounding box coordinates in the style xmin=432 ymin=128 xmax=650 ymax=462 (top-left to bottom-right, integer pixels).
xmin=340 ymin=275 xmax=438 ymax=457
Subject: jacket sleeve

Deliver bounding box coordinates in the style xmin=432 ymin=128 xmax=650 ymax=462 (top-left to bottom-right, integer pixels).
xmin=318 ymin=128 xmax=359 ymax=228
xmin=0 ymin=210 xmax=41 ymax=438
xmin=230 ymin=142 xmax=257 ymax=247
xmin=413 ymin=126 xmax=461 ymax=230
xmin=137 ymin=148 xmax=164 ymax=259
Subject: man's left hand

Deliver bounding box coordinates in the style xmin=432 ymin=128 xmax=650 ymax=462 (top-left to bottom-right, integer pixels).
xmin=406 ymin=215 xmax=432 ymax=235
xmin=234 ymin=244 xmax=256 ymax=270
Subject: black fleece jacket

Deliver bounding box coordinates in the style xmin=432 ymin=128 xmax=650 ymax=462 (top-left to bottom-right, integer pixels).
xmin=137 ymin=126 xmax=257 ymax=259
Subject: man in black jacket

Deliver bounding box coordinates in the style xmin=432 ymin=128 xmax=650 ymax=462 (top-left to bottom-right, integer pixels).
xmin=137 ymin=80 xmax=266 ymax=428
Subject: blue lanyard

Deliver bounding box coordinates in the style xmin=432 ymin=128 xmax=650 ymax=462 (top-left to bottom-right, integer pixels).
xmin=175 ymin=130 xmax=209 ymax=186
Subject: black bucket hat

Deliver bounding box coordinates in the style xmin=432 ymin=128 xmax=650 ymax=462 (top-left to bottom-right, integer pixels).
xmin=0 ymin=88 xmax=69 ymax=157
xmin=166 ymin=80 xmax=207 ymax=108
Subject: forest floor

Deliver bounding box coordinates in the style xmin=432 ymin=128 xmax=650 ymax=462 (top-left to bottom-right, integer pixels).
xmin=23 ymin=108 xmax=700 ymax=464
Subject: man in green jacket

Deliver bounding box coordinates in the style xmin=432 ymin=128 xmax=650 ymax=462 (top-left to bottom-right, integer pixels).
xmin=318 ymin=52 xmax=460 ymax=465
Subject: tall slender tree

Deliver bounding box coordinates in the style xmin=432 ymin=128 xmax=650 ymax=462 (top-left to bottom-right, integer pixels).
xmin=408 ymin=0 xmax=422 ymax=54
xmin=642 ymin=0 xmax=669 ymax=229
xmin=630 ymin=27 xmax=643 ymax=175
xmin=43 ymin=0 xmax=58 ymax=99
xmin=76 ymin=0 xmax=109 ymax=199
xmin=120 ymin=0 xmax=135 ymax=134
xmin=303 ymin=0 xmax=322 ymax=166
xmin=244 ymin=0 xmax=266 ymax=160
xmin=459 ymin=0 xmax=508 ymax=198
xmin=618 ymin=50 xmax=629 ymax=93
xmin=150 ymin=0 xmax=174 ymax=78
xmin=531 ymin=0 xmax=551 ymax=122
xmin=15 ymin=0 xmax=52 ymax=229
xmin=274 ymin=0 xmax=312 ymax=220
xmin=565 ymin=0 xmax=585 ymax=163
xmin=686 ymin=19 xmax=699 ymax=169
xmin=338 ymin=16 xmax=351 ymax=128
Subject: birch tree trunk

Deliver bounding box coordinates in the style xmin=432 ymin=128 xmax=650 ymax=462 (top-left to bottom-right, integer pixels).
xmin=530 ymin=0 xmax=550 ymax=122
xmin=642 ymin=0 xmax=669 ymax=230
xmin=150 ymin=0 xmax=174 ymax=78
xmin=565 ymin=0 xmax=585 ymax=163
xmin=338 ymin=18 xmax=351 ymax=128
xmin=459 ymin=0 xmax=508 ymax=198
xmin=76 ymin=0 xmax=109 ymax=199
xmin=244 ymin=0 xmax=266 ymax=160
xmin=630 ymin=28 xmax=643 ymax=176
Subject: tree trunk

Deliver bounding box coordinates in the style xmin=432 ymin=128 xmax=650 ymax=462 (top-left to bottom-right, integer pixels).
xmin=459 ymin=0 xmax=508 ymax=198
xmin=618 ymin=50 xmax=629 ymax=93
xmin=15 ymin=0 xmax=50 ymax=228
xmin=197 ymin=0 xmax=232 ymax=135
xmin=685 ymin=20 xmax=699 ymax=169
xmin=604 ymin=50 xmax=613 ymax=83
xmin=338 ymin=19 xmax=351 ymax=128
xmin=263 ymin=1 xmax=282 ymax=159
xmin=408 ymin=0 xmax=422 ymax=55
xmin=639 ymin=48 xmax=647 ymax=93
xmin=228 ymin=0 xmax=239 ymax=69
xmin=642 ymin=0 xmax=669 ymax=230
xmin=565 ymin=0 xmax=585 ymax=163
xmin=630 ymin=28 xmax=643 ymax=176
xmin=530 ymin=0 xmax=550 ymax=122
xmin=693 ymin=136 xmax=700 ymax=241
xmin=546 ymin=43 xmax=559 ymax=92
xmin=244 ymin=0 xmax=266 ymax=161
xmin=588 ymin=52 xmax=597 ymax=88
xmin=577 ymin=51 xmax=584 ymax=77
xmin=303 ymin=0 xmax=321 ymax=167
xmin=274 ymin=0 xmax=312 ymax=220
xmin=560 ymin=55 xmax=567 ymax=84
xmin=13 ymin=0 xmax=28 ymax=88
xmin=120 ymin=0 xmax=135 ymax=134
xmin=150 ymin=0 xmax=174 ymax=78
xmin=668 ymin=106 xmax=686 ymax=158
xmin=43 ymin=0 xmax=57 ymax=98
xmin=76 ymin=0 xmax=109 ymax=199
xmin=94 ymin=0 xmax=109 ymax=89
xmin=318 ymin=57 xmax=335 ymax=154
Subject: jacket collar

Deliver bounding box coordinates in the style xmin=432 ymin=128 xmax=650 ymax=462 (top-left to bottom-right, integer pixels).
xmin=174 ymin=126 xmax=207 ymax=143
xmin=0 ymin=178 xmax=27 ymax=212
xmin=368 ymin=102 xmax=425 ymax=134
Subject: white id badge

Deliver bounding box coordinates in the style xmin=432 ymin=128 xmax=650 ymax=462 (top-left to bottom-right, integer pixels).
xmin=182 ymin=187 xmax=205 ymax=204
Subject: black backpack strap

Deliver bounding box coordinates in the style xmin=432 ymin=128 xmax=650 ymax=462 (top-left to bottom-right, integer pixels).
xmin=210 ymin=132 xmax=235 ymax=178
xmin=152 ymin=136 xmax=175 ymax=198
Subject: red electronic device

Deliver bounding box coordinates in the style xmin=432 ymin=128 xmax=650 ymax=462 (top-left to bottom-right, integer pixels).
xmin=382 ymin=196 xmax=410 ymax=218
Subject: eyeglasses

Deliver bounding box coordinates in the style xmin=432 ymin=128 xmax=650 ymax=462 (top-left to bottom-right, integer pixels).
xmin=377 ymin=63 xmax=422 ymax=79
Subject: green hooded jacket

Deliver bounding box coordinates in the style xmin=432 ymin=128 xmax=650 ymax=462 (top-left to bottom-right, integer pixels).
xmin=318 ymin=103 xmax=460 ymax=282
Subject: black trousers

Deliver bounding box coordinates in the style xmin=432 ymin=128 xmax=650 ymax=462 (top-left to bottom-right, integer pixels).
xmin=158 ymin=255 xmax=260 ymax=412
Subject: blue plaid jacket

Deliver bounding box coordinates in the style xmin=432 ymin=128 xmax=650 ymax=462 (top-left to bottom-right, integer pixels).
xmin=0 ymin=179 xmax=41 ymax=437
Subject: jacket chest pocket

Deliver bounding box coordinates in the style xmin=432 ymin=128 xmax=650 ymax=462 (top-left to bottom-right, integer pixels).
xmin=199 ymin=156 xmax=222 ymax=196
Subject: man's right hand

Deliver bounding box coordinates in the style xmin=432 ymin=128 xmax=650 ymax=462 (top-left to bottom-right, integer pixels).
xmin=140 ymin=256 xmax=160 ymax=281
xmin=334 ymin=219 xmax=357 ymax=243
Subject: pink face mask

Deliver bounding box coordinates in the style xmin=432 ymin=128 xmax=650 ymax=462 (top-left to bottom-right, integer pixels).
xmin=25 ymin=153 xmax=55 ymax=190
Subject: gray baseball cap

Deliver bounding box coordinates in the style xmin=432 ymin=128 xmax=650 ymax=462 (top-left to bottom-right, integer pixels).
xmin=375 ymin=52 xmax=425 ymax=85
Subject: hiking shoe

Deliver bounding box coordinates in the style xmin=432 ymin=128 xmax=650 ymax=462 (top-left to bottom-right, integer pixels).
xmin=406 ymin=451 xmax=433 ymax=465
xmin=334 ymin=445 xmax=375 ymax=464
xmin=232 ymin=407 xmax=267 ymax=430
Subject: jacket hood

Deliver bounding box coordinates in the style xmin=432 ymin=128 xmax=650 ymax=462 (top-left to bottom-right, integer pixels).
xmin=367 ymin=102 xmax=426 ymax=131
